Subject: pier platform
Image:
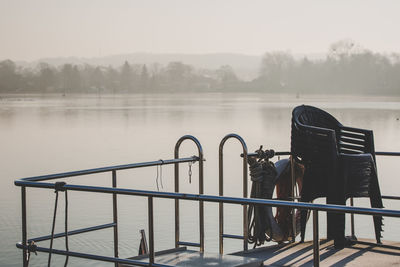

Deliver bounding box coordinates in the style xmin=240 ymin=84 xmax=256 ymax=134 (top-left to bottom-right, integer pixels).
xmin=232 ymin=238 xmax=400 ymax=266
xmin=124 ymin=247 xmax=263 ymax=266
xmin=123 ymin=239 xmax=400 ymax=266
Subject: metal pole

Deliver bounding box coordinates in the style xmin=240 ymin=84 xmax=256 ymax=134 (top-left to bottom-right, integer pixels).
xmin=313 ymin=210 xmax=320 ymax=267
xmin=242 ymin=148 xmax=248 ymax=252
xmin=290 ymin=156 xmax=296 ymax=242
xmin=17 ymin=181 xmax=400 ymax=217
xmin=21 ymin=186 xmax=28 ymax=267
xmin=174 ymin=156 xmax=180 ymax=249
xmin=350 ymin=198 xmax=355 ymax=238
xmin=218 ymin=145 xmax=224 ymax=255
xmin=112 ymin=170 xmax=118 ymax=267
xmin=148 ymin=197 xmax=155 ymax=265
xmin=198 ymin=149 xmax=205 ymax=252
xmin=17 ymin=157 xmax=198 ymax=182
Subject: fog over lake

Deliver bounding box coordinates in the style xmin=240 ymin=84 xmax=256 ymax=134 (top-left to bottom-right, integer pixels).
xmin=2 ymin=0 xmax=400 ymax=265
xmin=1 ymin=93 xmax=400 ymax=266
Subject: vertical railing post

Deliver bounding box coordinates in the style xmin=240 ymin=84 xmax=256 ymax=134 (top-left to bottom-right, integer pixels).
xmin=290 ymin=156 xmax=296 ymax=242
xmin=174 ymin=157 xmax=180 ymax=249
xmin=148 ymin=197 xmax=155 ymax=265
xmin=313 ymin=210 xmax=320 ymax=267
xmin=219 ymin=133 xmax=248 ymax=254
xmin=242 ymin=148 xmax=248 ymax=252
xmin=219 ymin=146 xmax=224 ymax=255
xmin=198 ymin=147 xmax=204 ymax=252
xmin=112 ymin=170 xmax=118 ymax=267
xmin=174 ymin=135 xmax=204 ymax=252
xmin=21 ymin=186 xmax=28 ymax=267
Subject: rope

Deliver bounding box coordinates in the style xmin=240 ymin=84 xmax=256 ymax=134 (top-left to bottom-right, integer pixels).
xmin=48 ymin=182 xmax=69 ymax=267
xmin=188 ymin=157 xmax=198 ymax=184
xmin=247 ymin=147 xmax=277 ymax=248
xmin=48 ymin=188 xmax=59 ymax=266
xmin=64 ymin=189 xmax=69 ymax=267
xmin=188 ymin=162 xmax=193 ymax=184
xmin=156 ymin=160 xmax=164 ymax=191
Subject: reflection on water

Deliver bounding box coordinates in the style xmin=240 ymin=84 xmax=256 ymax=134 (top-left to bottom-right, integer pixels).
xmin=1 ymin=93 xmax=400 ymax=266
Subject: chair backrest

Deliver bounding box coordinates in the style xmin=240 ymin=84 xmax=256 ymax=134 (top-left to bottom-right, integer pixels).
xmin=293 ymin=105 xmax=342 ymax=131
xmin=291 ymin=105 xmax=375 ymax=162
xmin=291 ymin=105 xmax=341 ymax=163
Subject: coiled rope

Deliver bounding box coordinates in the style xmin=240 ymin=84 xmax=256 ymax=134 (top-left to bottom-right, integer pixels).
xmin=247 ymin=150 xmax=277 ymax=247
xmin=247 ymin=147 xmax=305 ymax=247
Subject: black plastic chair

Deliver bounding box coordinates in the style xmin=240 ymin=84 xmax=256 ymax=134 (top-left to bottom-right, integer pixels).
xmin=291 ymin=105 xmax=383 ymax=248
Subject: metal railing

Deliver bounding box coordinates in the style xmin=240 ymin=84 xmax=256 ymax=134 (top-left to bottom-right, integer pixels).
xmin=174 ymin=135 xmax=204 ymax=252
xmin=14 ymin=135 xmax=400 ymax=267
xmin=219 ymin=133 xmax=249 ymax=254
xmin=15 ymin=179 xmax=400 ymax=267
xmin=15 ymin=135 xmax=204 ymax=267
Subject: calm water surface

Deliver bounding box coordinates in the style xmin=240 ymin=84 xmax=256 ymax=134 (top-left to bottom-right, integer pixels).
xmin=1 ymin=93 xmax=400 ymax=266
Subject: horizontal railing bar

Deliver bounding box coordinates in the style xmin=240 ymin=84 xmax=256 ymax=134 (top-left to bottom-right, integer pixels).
xmin=14 ymin=181 xmax=400 ymax=218
xmin=15 ymin=243 xmax=171 ymax=267
xmin=177 ymin=241 xmax=201 ymax=247
xmin=242 ymin=151 xmax=291 ymax=158
xmin=244 ymin=151 xmax=400 ymax=158
xmin=17 ymin=157 xmax=199 ymax=182
xmin=382 ymin=195 xmax=400 ymax=200
xmin=222 ymin=234 xmax=244 ymax=240
xmin=376 ymin=152 xmax=400 ymax=156
xmin=29 ymin=223 xmax=116 ymax=243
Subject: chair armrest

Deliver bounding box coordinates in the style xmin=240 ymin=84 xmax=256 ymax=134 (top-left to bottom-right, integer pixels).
xmin=296 ymin=122 xmax=336 ymax=136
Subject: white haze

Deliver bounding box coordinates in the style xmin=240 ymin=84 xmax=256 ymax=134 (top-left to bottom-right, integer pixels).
xmin=1 ymin=0 xmax=400 ymax=61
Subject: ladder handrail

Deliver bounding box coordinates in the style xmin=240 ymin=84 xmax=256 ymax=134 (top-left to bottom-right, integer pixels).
xmin=218 ymin=133 xmax=248 ymax=254
xmin=174 ymin=135 xmax=205 ymax=252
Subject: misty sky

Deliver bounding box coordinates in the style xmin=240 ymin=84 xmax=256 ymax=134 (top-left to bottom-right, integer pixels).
xmin=1 ymin=0 xmax=400 ymax=61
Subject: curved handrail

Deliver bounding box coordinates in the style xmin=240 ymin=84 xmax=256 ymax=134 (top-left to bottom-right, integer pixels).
xmin=218 ymin=133 xmax=248 ymax=254
xmin=174 ymin=135 xmax=204 ymax=252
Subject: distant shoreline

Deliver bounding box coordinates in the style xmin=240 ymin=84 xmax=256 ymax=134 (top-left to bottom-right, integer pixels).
xmin=1 ymin=92 xmax=400 ymax=102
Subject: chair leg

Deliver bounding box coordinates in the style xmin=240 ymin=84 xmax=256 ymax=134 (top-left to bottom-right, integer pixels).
xmin=369 ymin=164 xmax=384 ymax=243
xmin=300 ymin=209 xmax=307 ymax=242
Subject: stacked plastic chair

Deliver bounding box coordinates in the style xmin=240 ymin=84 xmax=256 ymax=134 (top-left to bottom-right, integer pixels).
xmin=291 ymin=105 xmax=383 ymax=248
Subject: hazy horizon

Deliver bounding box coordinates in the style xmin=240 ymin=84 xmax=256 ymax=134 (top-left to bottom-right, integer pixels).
xmin=1 ymin=0 xmax=400 ymax=61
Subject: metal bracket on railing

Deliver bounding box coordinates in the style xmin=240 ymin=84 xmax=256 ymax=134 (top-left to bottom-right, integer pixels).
xmin=218 ymin=133 xmax=248 ymax=254
xmin=174 ymin=135 xmax=204 ymax=252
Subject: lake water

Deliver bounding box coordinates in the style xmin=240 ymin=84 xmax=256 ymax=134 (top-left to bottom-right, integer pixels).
xmin=1 ymin=93 xmax=400 ymax=266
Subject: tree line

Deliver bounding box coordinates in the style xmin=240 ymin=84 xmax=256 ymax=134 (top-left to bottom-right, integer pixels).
xmin=1 ymin=40 xmax=399 ymax=95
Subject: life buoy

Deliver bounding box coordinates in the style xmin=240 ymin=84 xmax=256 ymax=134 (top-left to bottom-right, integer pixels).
xmin=247 ymin=156 xmax=305 ymax=246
